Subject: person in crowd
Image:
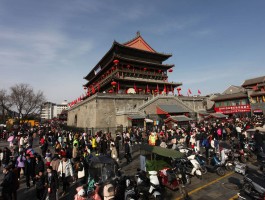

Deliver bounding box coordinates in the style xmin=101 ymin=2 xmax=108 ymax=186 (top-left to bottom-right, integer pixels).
xmin=1 ymin=166 xmax=13 ymax=200
xmin=24 ymin=154 xmax=35 ymax=189
xmin=77 ymin=157 xmax=86 ymax=185
xmin=110 ymin=144 xmax=118 ymax=162
xmin=16 ymin=151 xmax=26 ymax=180
xmin=35 ymin=155 xmax=45 ymax=177
xmin=45 ymin=166 xmax=59 ymax=200
xmin=35 ymin=170 xmax=46 ymax=200
xmin=2 ymin=147 xmax=11 ymax=168
xmin=57 ymin=156 xmax=74 ymax=196
xmin=50 ymin=154 xmax=60 ymax=171
xmin=11 ymin=164 xmax=19 ymax=200
xmin=45 ymin=149 xmax=52 ymax=167
xmin=115 ymin=134 xmax=121 ymax=161
xmin=124 ymin=139 xmax=132 ymax=164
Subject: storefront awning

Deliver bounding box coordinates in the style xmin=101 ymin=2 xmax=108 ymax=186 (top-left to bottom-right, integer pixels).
xmin=164 ymin=115 xmax=193 ymax=123
xmin=206 ymin=113 xmax=228 ymax=119
xmin=128 ymin=115 xmax=145 ymax=120
xmin=156 ymin=104 xmax=189 ymax=115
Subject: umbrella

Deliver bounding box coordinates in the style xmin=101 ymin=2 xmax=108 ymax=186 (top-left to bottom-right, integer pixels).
xmin=7 ymin=135 xmax=14 ymax=142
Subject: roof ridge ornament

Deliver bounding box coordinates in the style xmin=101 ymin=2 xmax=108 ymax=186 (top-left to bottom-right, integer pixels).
xmin=136 ymin=31 xmax=141 ymax=37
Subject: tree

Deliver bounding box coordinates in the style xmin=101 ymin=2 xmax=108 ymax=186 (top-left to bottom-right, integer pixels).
xmin=0 ymin=89 xmax=12 ymax=123
xmin=9 ymin=83 xmax=46 ymax=123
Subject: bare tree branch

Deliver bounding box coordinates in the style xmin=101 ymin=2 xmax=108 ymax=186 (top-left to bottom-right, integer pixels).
xmin=10 ymin=83 xmax=46 ymax=123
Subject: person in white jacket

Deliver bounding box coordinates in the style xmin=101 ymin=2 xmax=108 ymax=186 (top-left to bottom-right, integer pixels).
xmin=57 ymin=156 xmax=74 ymax=196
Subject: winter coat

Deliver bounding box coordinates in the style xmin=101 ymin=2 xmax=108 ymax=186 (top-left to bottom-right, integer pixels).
xmin=35 ymin=174 xmax=45 ymax=189
xmin=45 ymin=170 xmax=59 ymax=193
xmin=35 ymin=160 xmax=45 ymax=175
xmin=50 ymin=158 xmax=60 ymax=171
xmin=0 ymin=171 xmax=13 ymax=194
xmin=58 ymin=159 xmax=74 ymax=177
xmin=16 ymin=155 xmax=26 ymax=168
xmin=24 ymin=159 xmax=35 ymax=175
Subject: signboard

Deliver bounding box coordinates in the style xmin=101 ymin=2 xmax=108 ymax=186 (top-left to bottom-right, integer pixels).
xmin=214 ymin=104 xmax=251 ymax=114
xmin=253 ymin=109 xmax=263 ymax=113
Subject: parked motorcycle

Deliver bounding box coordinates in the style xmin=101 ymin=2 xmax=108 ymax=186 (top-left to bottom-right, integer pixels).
xmin=135 ymin=170 xmax=163 ymax=200
xmin=242 ymin=172 xmax=265 ymax=200
xmin=158 ymin=167 xmax=188 ymax=199
xmin=203 ymin=150 xmax=226 ymax=176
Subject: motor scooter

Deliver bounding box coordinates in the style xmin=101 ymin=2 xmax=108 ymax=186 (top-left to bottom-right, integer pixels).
xmin=148 ymin=171 xmax=163 ymax=200
xmin=158 ymin=167 xmax=188 ymax=199
xmin=242 ymin=172 xmax=265 ymax=200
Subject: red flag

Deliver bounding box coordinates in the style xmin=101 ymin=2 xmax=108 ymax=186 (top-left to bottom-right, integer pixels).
xmin=198 ymin=89 xmax=201 ymax=95
xmin=188 ymin=89 xmax=192 ymax=94
xmin=92 ymin=85 xmax=96 ymax=94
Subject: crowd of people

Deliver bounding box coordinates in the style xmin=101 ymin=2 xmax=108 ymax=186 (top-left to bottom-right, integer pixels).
xmin=0 ymin=115 xmax=264 ymax=200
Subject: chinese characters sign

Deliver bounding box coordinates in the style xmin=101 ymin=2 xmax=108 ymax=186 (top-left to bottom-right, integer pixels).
xmin=214 ymin=105 xmax=251 ymax=114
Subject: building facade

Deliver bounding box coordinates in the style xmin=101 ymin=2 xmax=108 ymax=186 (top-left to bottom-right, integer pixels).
xmin=41 ymin=100 xmax=68 ymax=121
xmin=67 ymin=33 xmax=202 ymax=130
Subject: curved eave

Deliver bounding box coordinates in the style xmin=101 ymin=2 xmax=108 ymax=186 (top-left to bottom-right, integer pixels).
xmin=114 ymin=41 xmax=172 ymax=59
xmin=115 ymin=55 xmax=174 ymax=69
xmin=84 ymin=40 xmax=173 ymax=80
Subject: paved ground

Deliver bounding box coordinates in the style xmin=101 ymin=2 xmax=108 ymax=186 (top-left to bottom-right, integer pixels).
xmin=0 ymin=138 xmax=261 ymax=200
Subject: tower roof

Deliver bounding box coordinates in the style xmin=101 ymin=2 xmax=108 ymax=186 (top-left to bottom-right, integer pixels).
xmin=122 ymin=31 xmax=156 ymax=53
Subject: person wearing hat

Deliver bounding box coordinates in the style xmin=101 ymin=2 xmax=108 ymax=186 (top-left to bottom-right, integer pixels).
xmin=1 ymin=165 xmax=13 ymax=200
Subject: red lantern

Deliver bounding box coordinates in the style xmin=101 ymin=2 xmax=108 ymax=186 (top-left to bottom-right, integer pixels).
xmin=168 ymin=68 xmax=173 ymax=73
xmin=158 ymin=70 xmax=162 ymax=73
xmin=143 ymin=67 xmax=147 ymax=71
xmin=112 ymin=67 xmax=115 ymax=70
xmin=113 ymin=60 xmax=119 ymax=65
xmin=109 ymin=89 xmax=113 ymax=93
xmin=154 ymin=89 xmax=158 ymax=93
xmin=111 ymin=81 xmax=117 ymax=87
xmin=146 ymin=89 xmax=150 ymax=93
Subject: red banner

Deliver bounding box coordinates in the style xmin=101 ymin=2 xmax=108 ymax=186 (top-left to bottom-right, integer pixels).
xmin=214 ymin=105 xmax=251 ymax=114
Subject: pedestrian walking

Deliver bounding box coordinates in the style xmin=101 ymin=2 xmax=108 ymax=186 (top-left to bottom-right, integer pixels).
xmin=57 ymin=156 xmax=74 ymax=196
xmin=45 ymin=166 xmax=59 ymax=200
xmin=35 ymin=171 xmax=45 ymax=200
xmin=0 ymin=166 xmax=13 ymax=200
xmin=16 ymin=151 xmax=26 ymax=180
xmin=24 ymin=154 xmax=35 ymax=189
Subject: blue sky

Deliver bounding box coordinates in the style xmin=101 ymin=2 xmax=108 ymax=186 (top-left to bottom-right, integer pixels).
xmin=0 ymin=0 xmax=264 ymax=103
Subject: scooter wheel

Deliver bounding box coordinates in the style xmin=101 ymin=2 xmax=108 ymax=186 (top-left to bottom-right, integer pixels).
xmin=200 ymin=166 xmax=207 ymax=175
xmin=225 ymin=162 xmax=234 ymax=171
xmin=217 ymin=167 xmax=225 ymax=176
